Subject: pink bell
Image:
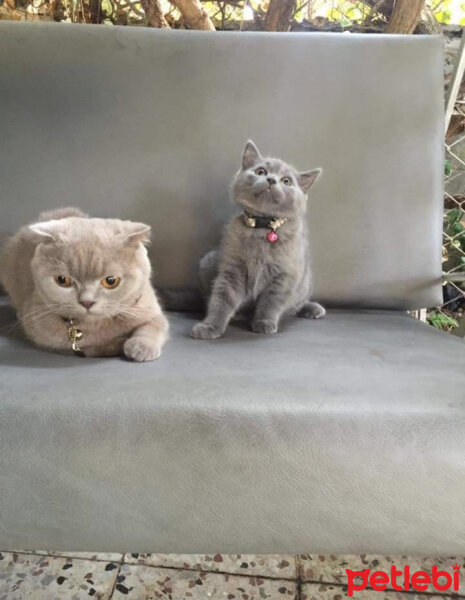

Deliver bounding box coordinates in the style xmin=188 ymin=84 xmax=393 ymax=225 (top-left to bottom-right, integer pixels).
xmin=267 ymin=230 xmax=278 ymax=243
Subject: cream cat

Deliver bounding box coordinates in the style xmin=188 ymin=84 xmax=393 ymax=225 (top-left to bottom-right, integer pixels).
xmin=0 ymin=208 xmax=168 ymax=360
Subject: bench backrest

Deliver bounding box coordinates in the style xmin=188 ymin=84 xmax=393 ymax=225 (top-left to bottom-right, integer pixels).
xmin=0 ymin=23 xmax=443 ymax=309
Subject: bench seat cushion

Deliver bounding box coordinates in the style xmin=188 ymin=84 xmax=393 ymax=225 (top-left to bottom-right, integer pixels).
xmin=1 ymin=303 xmax=464 ymax=553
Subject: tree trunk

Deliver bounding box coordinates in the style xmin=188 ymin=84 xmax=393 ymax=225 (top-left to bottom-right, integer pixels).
xmin=169 ymin=0 xmax=215 ymax=30
xmin=264 ymin=0 xmax=296 ymax=32
xmin=417 ymin=6 xmax=442 ymax=34
xmin=89 ymin=0 xmax=103 ymax=24
xmin=386 ymin=0 xmax=426 ymax=34
xmin=141 ymin=0 xmax=170 ymax=27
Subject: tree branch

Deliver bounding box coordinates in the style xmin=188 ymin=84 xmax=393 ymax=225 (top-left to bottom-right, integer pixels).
xmin=141 ymin=0 xmax=170 ymax=27
xmin=169 ymin=0 xmax=215 ymax=30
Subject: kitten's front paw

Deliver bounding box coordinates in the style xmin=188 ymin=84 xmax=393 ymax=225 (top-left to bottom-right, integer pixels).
xmin=299 ymin=302 xmax=326 ymax=320
xmin=251 ymin=319 xmax=278 ymax=335
xmin=124 ymin=337 xmax=161 ymax=362
xmin=190 ymin=322 xmax=223 ymax=340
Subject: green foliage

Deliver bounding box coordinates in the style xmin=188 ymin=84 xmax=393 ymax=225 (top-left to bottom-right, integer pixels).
xmin=445 ymin=159 xmax=452 ymax=177
xmin=307 ymin=0 xmax=465 ymax=26
xmin=445 ymin=207 xmax=465 ymax=252
xmin=427 ymin=310 xmax=459 ymax=330
xmin=328 ymin=1 xmax=368 ymax=25
xmin=3 ymin=0 xmax=465 ymax=28
xmin=439 ymin=207 xmax=465 ymax=333
xmin=432 ymin=0 xmax=465 ymax=24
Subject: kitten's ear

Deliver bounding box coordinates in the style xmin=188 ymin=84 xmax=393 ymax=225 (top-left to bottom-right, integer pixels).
xmin=122 ymin=221 xmax=151 ymax=246
xmin=298 ymin=168 xmax=323 ymax=193
xmin=29 ymin=220 xmax=62 ymax=242
xmin=242 ymin=140 xmax=262 ymax=170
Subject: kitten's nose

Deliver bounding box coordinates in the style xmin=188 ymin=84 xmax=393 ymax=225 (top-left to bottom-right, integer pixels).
xmin=267 ymin=177 xmax=277 ymax=185
xmin=80 ymin=300 xmax=95 ymax=310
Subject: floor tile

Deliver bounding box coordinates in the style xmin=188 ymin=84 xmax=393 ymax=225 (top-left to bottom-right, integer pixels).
xmin=21 ymin=550 xmax=123 ymax=562
xmin=123 ymin=553 xmax=296 ymax=578
xmin=112 ymin=564 xmax=297 ymax=599
xmin=298 ymin=554 xmax=465 ymax=595
xmin=0 ymin=551 xmax=119 ymax=600
xmin=301 ymin=582 xmax=451 ymax=599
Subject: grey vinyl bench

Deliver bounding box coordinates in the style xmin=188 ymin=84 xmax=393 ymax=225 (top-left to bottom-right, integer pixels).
xmin=1 ymin=22 xmax=464 ymax=553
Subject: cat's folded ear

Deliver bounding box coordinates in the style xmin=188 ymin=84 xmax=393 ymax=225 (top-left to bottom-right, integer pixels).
xmin=29 ymin=220 xmax=62 ymax=242
xmin=298 ymin=168 xmax=323 ymax=193
xmin=242 ymin=140 xmax=262 ymax=170
xmin=122 ymin=221 xmax=151 ymax=246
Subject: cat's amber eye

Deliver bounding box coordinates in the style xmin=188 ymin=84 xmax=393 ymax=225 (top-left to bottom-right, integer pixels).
xmin=281 ymin=177 xmax=292 ymax=186
xmin=255 ymin=167 xmax=267 ymax=176
xmin=101 ymin=276 xmax=121 ymax=289
xmin=55 ymin=275 xmax=72 ymax=287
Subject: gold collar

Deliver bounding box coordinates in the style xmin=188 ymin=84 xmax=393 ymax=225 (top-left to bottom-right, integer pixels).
xmin=243 ymin=211 xmax=287 ymax=231
xmin=64 ymin=318 xmax=85 ymax=357
xmin=243 ymin=212 xmax=287 ymax=243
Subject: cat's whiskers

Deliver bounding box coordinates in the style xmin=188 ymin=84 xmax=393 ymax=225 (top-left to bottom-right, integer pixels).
xmin=115 ymin=305 xmax=155 ymax=322
xmin=0 ymin=304 xmax=65 ymax=336
xmin=20 ymin=305 xmax=66 ymax=324
xmin=21 ymin=303 xmax=72 ymax=319
xmin=117 ymin=308 xmax=153 ymax=319
xmin=0 ymin=318 xmax=26 ymax=336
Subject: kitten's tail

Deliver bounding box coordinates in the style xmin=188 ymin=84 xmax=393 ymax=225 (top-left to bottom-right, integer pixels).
xmin=38 ymin=207 xmax=88 ymax=222
xmin=158 ymin=288 xmax=205 ymax=313
xmin=159 ymin=248 xmax=221 ymax=312
xmin=159 ymin=249 xmax=219 ymax=312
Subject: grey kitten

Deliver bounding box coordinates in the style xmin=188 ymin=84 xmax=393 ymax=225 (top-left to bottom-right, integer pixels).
xmin=190 ymin=140 xmax=325 ymax=340
xmin=0 ymin=208 xmax=168 ymax=360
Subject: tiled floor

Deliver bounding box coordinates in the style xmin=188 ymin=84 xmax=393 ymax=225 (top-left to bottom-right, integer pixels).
xmin=0 ymin=552 xmax=463 ymax=599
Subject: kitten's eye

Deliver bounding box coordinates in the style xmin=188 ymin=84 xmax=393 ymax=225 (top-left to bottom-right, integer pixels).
xmin=281 ymin=177 xmax=292 ymax=186
xmin=55 ymin=275 xmax=72 ymax=287
xmin=255 ymin=167 xmax=267 ymax=176
xmin=101 ymin=276 xmax=121 ymax=289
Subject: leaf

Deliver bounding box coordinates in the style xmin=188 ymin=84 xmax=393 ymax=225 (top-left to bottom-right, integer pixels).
xmin=427 ymin=310 xmax=459 ymax=331
xmin=436 ymin=9 xmax=452 ymax=23
xmin=447 ymin=208 xmax=462 ymax=224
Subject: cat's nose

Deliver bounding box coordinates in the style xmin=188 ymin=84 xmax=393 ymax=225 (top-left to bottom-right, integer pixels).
xmin=267 ymin=177 xmax=277 ymax=185
xmin=80 ymin=300 xmax=95 ymax=310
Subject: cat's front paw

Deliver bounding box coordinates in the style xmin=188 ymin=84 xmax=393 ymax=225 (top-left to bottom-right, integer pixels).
xmin=251 ymin=319 xmax=278 ymax=335
xmin=124 ymin=337 xmax=161 ymax=362
xmin=190 ymin=322 xmax=223 ymax=340
xmin=298 ymin=302 xmax=326 ymax=320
